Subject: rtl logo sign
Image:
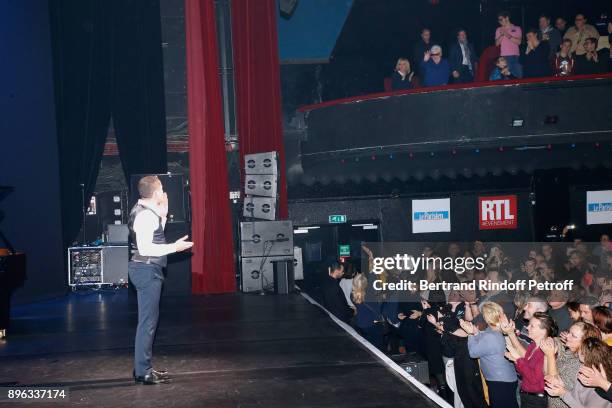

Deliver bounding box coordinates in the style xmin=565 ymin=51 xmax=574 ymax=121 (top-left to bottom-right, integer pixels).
xmin=479 ymin=195 xmax=517 ymax=230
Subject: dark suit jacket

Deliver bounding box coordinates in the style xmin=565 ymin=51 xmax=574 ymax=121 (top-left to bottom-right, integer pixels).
xmin=448 ymin=41 xmax=477 ymax=72
xmin=321 ymin=275 xmax=353 ymax=323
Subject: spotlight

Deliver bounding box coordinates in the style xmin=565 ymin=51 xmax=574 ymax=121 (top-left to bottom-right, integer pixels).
xmin=544 ymin=115 xmax=558 ymax=124
xmin=475 ymin=148 xmax=480 ymax=153
xmin=409 ymin=152 xmax=414 ymax=158
xmin=429 ymin=152 xmax=435 ymax=157
xmin=451 ymin=149 xmax=457 ymax=155
xmin=498 ymin=146 xmax=504 ymax=152
xmin=389 ymin=154 xmax=394 ymax=159
xmin=570 ymin=143 xmax=576 ymax=148
xmin=512 ymin=117 xmax=524 ymax=127
xmin=371 ymin=155 xmax=376 ymax=161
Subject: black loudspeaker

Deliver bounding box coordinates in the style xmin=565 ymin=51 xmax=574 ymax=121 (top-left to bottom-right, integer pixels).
xmin=129 ymin=173 xmax=188 ymax=223
xmin=244 ymin=152 xmax=278 ymax=175
xmin=163 ymin=222 xmax=192 ymax=296
xmin=245 ymin=174 xmax=278 ymax=198
xmin=97 ymin=190 xmax=128 ymax=227
xmin=279 ymin=0 xmax=298 ymax=19
xmin=243 ymin=196 xmax=277 ymax=220
xmin=240 ymin=221 xmax=294 ymax=257
xmin=273 ymin=260 xmax=294 ymax=294
xmin=102 ymin=246 xmax=129 ymax=285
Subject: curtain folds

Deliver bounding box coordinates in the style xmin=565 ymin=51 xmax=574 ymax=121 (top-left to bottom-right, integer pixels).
xmin=232 ymin=0 xmax=288 ymax=218
xmin=185 ymin=0 xmax=236 ymax=294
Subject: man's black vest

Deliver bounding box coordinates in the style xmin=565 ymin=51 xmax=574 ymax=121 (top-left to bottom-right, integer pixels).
xmin=128 ymin=203 xmax=167 ymax=267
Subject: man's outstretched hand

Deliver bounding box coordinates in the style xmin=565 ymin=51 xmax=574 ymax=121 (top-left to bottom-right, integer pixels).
xmin=174 ymin=235 xmax=194 ymax=252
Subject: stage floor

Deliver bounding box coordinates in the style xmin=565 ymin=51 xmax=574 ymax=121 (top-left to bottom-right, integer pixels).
xmin=0 ymin=290 xmax=437 ymax=407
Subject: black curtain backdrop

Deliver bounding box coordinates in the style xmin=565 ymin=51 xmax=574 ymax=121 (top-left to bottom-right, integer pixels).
xmin=50 ymin=0 xmax=167 ymax=247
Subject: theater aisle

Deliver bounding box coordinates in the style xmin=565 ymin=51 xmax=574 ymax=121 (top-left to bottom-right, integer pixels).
xmin=0 ymin=291 xmax=438 ymax=407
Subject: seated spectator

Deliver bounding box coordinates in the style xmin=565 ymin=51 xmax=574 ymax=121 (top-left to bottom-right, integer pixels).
xmin=555 ymin=17 xmax=568 ymax=37
xmin=545 ymin=321 xmax=602 ymax=408
xmin=413 ymin=27 xmax=433 ymax=77
xmin=449 ymin=28 xmax=478 ymax=84
xmin=574 ymin=37 xmax=609 ymax=74
xmin=592 ymin=306 xmax=612 ymax=346
xmin=564 ymin=13 xmax=600 ymax=55
xmin=545 ymin=337 xmax=612 ymax=408
xmin=351 ymin=273 xmax=384 ymax=350
xmin=391 ymin=58 xmax=414 ymax=91
xmin=538 ymin=14 xmax=562 ymax=57
xmin=489 ymin=56 xmax=516 ymax=80
xmin=420 ymin=45 xmax=450 ymax=87
xmin=496 ymin=10 xmax=523 ymax=78
xmin=462 ymin=302 xmax=519 ymax=408
xmin=505 ymin=312 xmax=558 ymax=408
xmin=552 ymin=38 xmax=575 ymax=76
xmin=321 ymin=262 xmax=354 ymax=323
xmin=521 ymin=28 xmax=552 ymax=78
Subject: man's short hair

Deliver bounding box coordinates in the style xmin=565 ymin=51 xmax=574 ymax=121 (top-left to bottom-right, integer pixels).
xmin=329 ymin=261 xmax=344 ymax=273
xmin=498 ymin=11 xmax=510 ymax=19
xmin=138 ymin=175 xmax=161 ymax=199
xmin=580 ymin=295 xmax=600 ymax=308
xmin=526 ymin=28 xmax=539 ymax=36
xmin=562 ymin=38 xmax=573 ymax=45
xmin=539 ymin=14 xmax=551 ymax=22
xmin=584 ymin=37 xmax=598 ymax=46
xmin=421 ymin=27 xmax=431 ymax=34
xmin=457 ymin=28 xmax=467 ymax=36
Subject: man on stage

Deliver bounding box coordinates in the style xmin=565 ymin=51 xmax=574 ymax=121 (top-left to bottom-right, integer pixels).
xmin=128 ymin=175 xmax=193 ymax=385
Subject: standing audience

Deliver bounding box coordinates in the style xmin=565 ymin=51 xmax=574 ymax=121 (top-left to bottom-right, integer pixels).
xmin=449 ymin=28 xmax=478 ymax=84
xmin=538 ymin=15 xmax=562 ymax=57
xmin=496 ymin=11 xmax=523 ymax=78
xmin=420 ymin=45 xmax=450 ymax=87
xmin=564 ymin=13 xmax=600 ymax=56
xmin=522 ymin=29 xmax=552 ymax=78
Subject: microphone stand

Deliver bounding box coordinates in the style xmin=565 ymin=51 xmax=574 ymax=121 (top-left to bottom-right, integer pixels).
xmin=80 ymin=183 xmax=86 ymax=246
xmin=258 ymin=240 xmax=274 ymax=296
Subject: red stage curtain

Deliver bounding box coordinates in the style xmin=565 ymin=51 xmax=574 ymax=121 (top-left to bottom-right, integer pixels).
xmin=232 ymin=0 xmax=288 ymax=218
xmin=185 ymin=0 xmax=236 ymax=294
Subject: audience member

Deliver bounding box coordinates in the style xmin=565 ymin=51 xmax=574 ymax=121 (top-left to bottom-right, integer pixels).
xmin=462 ymin=302 xmax=519 ymax=408
xmin=506 ymin=312 xmax=558 ymax=408
xmin=521 ymin=28 xmax=551 ymax=78
xmin=552 ymin=38 xmax=575 ymax=76
xmin=413 ymin=28 xmax=433 ymax=76
xmin=564 ymin=13 xmax=600 ymax=55
xmin=574 ymin=37 xmax=609 ymax=74
xmin=555 ymin=17 xmax=568 ymax=37
xmin=391 ymin=58 xmax=415 ymax=90
xmin=322 ymin=262 xmax=354 ymax=323
xmin=592 ymin=306 xmax=612 ymax=346
xmin=496 ymin=11 xmax=523 ymax=78
xmin=351 ymin=273 xmax=385 ymax=350
xmin=567 ymin=301 xmax=581 ymax=322
xmin=548 ymin=290 xmax=573 ymax=332
xmin=579 ymin=296 xmax=600 ymax=324
xmin=420 ymin=45 xmax=450 ymax=87
xmin=490 ymin=56 xmax=516 ymax=80
xmin=545 ymin=337 xmax=612 ymax=408
xmin=449 ymin=28 xmax=478 ymax=83
xmin=339 ymin=263 xmax=356 ymax=308
xmin=538 ymin=14 xmax=562 ymax=57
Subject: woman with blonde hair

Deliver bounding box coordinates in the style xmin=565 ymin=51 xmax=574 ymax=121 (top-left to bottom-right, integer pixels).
xmin=391 ymin=57 xmax=414 ymax=90
xmin=351 ymin=274 xmax=384 ymax=350
xmin=461 ymin=301 xmax=519 ymax=408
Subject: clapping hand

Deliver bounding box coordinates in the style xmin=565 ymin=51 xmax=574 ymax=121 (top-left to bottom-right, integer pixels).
xmin=545 ymin=375 xmax=567 ymax=397
xmin=559 ymin=331 xmax=569 ymax=345
xmin=578 ymin=364 xmax=610 ymax=390
xmin=499 ymin=315 xmax=516 ymax=336
xmin=539 ymin=337 xmax=557 ymax=357
xmin=505 ymin=338 xmax=521 ymax=362
xmin=459 ymin=319 xmax=477 ymax=335
xmin=409 ymin=310 xmax=422 ymax=320
xmin=424 ymin=51 xmax=431 ymax=61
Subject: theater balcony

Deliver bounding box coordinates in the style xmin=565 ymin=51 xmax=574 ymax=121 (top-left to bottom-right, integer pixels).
xmin=286 ymin=73 xmax=612 ymax=198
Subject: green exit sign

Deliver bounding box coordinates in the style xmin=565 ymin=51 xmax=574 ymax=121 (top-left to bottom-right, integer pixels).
xmin=329 ymin=214 xmax=347 ymax=223
xmin=339 ymin=245 xmax=351 ymax=257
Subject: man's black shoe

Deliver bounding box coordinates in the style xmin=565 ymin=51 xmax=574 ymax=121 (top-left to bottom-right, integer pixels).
xmin=134 ymin=371 xmax=169 ymax=385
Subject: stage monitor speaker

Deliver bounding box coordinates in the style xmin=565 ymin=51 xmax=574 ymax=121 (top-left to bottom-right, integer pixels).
xmin=240 ymin=221 xmax=294 ymax=257
xmin=102 ymin=246 xmax=129 ymax=285
xmin=245 ymin=174 xmax=277 ymax=198
xmin=240 ymin=255 xmax=292 ymax=293
xmin=244 ymin=151 xmax=278 ymax=175
xmin=279 ymin=0 xmax=298 ymax=19
xmin=243 ymin=196 xmax=276 ymax=220
xmin=293 ymin=246 xmax=303 ymax=280
xmin=106 ymin=224 xmax=128 ymax=245
xmin=129 ymin=173 xmax=187 ymax=223
xmin=273 ymin=260 xmax=294 ymax=294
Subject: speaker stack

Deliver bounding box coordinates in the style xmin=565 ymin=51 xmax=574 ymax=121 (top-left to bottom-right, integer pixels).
xmin=240 ymin=152 xmax=294 ymax=294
